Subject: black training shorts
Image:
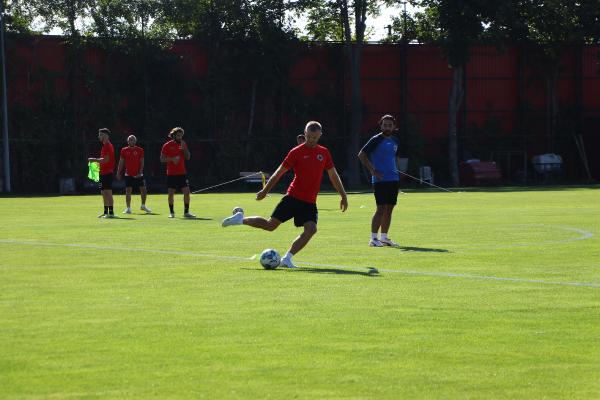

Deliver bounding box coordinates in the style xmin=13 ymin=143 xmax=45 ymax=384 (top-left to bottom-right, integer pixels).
xmin=373 ymin=180 xmax=400 ymax=205
xmin=125 ymin=175 xmax=146 ymax=188
xmin=99 ymin=173 xmax=113 ymax=191
xmin=166 ymin=174 xmax=189 ymax=190
xmin=272 ymin=195 xmax=318 ymax=227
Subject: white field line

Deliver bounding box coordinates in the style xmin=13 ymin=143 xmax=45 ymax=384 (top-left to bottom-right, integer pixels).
xmin=446 ymin=225 xmax=595 ymax=249
xmin=1 ymin=234 xmax=599 ymax=288
xmin=0 ymin=239 xmax=254 ymax=262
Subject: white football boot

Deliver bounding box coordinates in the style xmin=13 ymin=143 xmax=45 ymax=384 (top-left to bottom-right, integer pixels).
xmin=369 ymin=238 xmax=384 ymax=247
xmin=221 ymin=211 xmax=244 ymax=227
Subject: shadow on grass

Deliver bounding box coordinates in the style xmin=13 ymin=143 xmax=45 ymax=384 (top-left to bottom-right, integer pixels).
xmin=180 ymin=217 xmax=213 ymax=221
xmin=291 ymin=267 xmax=379 ymax=277
xmin=396 ymin=246 xmax=450 ymax=253
xmin=241 ymin=267 xmax=379 ymax=277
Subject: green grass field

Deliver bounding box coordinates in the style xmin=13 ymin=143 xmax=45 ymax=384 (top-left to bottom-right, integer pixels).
xmin=1 ymin=187 xmax=600 ymax=399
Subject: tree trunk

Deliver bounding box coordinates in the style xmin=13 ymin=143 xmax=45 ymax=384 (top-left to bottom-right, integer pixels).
xmin=345 ymin=43 xmax=363 ymax=188
xmin=448 ymin=65 xmax=464 ymax=186
xmin=545 ymin=64 xmax=559 ymax=153
xmin=244 ymin=78 xmax=257 ymax=167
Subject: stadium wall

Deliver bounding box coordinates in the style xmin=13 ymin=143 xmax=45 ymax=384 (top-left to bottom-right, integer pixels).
xmin=1 ymin=35 xmax=599 ymax=192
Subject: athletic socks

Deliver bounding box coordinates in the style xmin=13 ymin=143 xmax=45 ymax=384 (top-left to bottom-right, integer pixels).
xmin=184 ymin=203 xmax=190 ymax=213
xmin=108 ymin=206 xmax=114 ymax=215
xmin=371 ymin=232 xmax=379 ymax=240
xmin=104 ymin=206 xmax=109 ymax=215
xmin=169 ymin=204 xmax=174 ymax=214
xmin=381 ymin=233 xmax=388 ymax=241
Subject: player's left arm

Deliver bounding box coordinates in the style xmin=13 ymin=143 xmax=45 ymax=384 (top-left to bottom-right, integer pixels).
xmin=181 ymin=140 xmax=191 ymax=160
xmin=137 ymin=157 xmax=144 ymax=178
xmin=327 ymin=167 xmax=348 ymax=212
xmin=116 ymin=157 xmax=125 ymax=179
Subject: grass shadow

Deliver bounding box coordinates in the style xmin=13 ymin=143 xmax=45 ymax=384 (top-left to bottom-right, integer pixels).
xmin=180 ymin=217 xmax=213 ymax=221
xmin=240 ymin=267 xmax=379 ymax=277
xmin=291 ymin=267 xmax=379 ymax=277
xmin=397 ymin=246 xmax=450 ymax=253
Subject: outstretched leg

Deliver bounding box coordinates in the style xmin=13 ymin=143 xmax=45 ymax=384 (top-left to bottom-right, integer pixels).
xmin=243 ymin=217 xmax=281 ymax=231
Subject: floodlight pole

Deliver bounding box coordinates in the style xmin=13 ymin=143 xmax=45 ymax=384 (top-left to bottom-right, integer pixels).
xmin=401 ymin=1 xmax=408 ymax=137
xmin=0 ymin=0 xmax=10 ymax=192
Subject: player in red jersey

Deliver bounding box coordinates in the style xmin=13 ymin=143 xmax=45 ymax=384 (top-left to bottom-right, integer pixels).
xmin=88 ymin=128 xmax=115 ymax=218
xmin=116 ymin=134 xmax=152 ymax=214
xmin=160 ymin=127 xmax=195 ymax=218
xmin=222 ymin=121 xmax=348 ymax=268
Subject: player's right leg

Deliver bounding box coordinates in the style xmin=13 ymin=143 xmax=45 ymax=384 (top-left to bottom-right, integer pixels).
xmin=139 ymin=184 xmax=151 ymax=213
xmin=123 ymin=186 xmax=132 ymax=214
xmin=167 ymin=188 xmax=176 ymax=218
xmin=370 ymin=205 xmax=385 ymax=247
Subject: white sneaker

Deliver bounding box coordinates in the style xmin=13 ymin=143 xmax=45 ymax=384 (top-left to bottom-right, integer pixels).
xmin=98 ymin=213 xmax=106 ymax=218
xmin=123 ymin=207 xmax=132 ymax=214
xmin=380 ymin=238 xmax=399 ymax=247
xmin=168 ymin=213 xmax=175 ymax=218
xmin=140 ymin=205 xmax=152 ymax=213
xmin=222 ymin=211 xmax=244 ymax=227
xmin=369 ymin=239 xmax=384 ymax=247
xmin=279 ymin=257 xmax=298 ymax=269
xmin=183 ymin=212 xmax=196 ymax=218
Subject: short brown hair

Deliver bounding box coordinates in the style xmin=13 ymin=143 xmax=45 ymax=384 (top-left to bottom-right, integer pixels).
xmin=168 ymin=127 xmax=184 ymax=138
xmin=379 ymin=114 xmax=396 ymax=125
xmin=98 ymin=128 xmax=111 ymax=135
xmin=304 ymin=121 xmax=322 ymax=133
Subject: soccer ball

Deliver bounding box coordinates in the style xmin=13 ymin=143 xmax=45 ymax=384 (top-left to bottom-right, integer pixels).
xmin=259 ymin=249 xmax=281 ymax=270
xmin=232 ymin=206 xmax=244 ymax=215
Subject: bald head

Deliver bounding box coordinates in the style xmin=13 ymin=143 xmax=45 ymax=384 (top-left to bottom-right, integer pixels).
xmin=127 ymin=135 xmax=137 ymax=147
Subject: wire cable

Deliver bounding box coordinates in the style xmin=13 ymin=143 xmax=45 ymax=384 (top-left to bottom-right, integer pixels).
xmin=191 ymin=171 xmax=264 ymax=194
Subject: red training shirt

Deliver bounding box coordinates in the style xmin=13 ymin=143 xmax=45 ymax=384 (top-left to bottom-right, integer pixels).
xmin=100 ymin=142 xmax=115 ymax=175
xmin=282 ymin=144 xmax=334 ymax=204
xmin=120 ymin=146 xmax=144 ymax=176
xmin=161 ymin=140 xmax=187 ymax=176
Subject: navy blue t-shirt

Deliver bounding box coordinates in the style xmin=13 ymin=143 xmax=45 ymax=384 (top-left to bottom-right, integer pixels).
xmin=360 ymin=133 xmax=400 ymax=184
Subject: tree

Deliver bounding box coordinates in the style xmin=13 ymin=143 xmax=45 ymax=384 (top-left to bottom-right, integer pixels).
xmin=486 ymin=0 xmax=600 ymax=154
xmin=409 ymin=0 xmax=491 ymax=186
xmin=3 ymin=0 xmax=36 ymax=34
xmin=293 ymin=0 xmax=390 ymax=188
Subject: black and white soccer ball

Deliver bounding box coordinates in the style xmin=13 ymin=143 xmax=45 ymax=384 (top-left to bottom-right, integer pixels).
xmin=232 ymin=206 xmax=244 ymax=215
xmin=259 ymin=249 xmax=281 ymax=270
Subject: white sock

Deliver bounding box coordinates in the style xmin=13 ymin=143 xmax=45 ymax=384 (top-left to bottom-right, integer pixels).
xmin=283 ymin=252 xmax=293 ymax=260
xmin=381 ymin=233 xmax=388 ymax=240
xmin=371 ymin=233 xmax=378 ymax=240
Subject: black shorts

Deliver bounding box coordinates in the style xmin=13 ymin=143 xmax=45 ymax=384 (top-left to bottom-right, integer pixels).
xmin=125 ymin=176 xmax=146 ymax=188
xmin=99 ymin=173 xmax=113 ymax=191
xmin=272 ymin=195 xmax=318 ymax=227
xmin=166 ymin=174 xmax=189 ymax=190
xmin=374 ymin=181 xmax=400 ymax=205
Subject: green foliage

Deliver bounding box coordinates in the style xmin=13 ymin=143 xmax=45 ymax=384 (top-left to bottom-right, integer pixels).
xmin=411 ymin=0 xmax=491 ymax=66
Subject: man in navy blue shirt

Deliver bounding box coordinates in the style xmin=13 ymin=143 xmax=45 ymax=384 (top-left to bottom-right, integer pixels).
xmin=358 ymin=115 xmax=401 ymax=247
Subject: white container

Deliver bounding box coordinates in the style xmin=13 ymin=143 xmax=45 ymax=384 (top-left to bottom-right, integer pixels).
xmin=532 ymin=153 xmax=562 ymax=173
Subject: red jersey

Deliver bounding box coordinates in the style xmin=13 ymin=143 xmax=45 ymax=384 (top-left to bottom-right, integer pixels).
xmin=161 ymin=140 xmax=187 ymax=176
xmin=120 ymin=146 xmax=144 ymax=176
xmin=282 ymin=144 xmax=334 ymax=204
xmin=100 ymin=142 xmax=115 ymax=174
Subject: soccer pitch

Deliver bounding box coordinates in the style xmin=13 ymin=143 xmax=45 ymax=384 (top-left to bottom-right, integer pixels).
xmin=1 ymin=187 xmax=600 ymax=399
